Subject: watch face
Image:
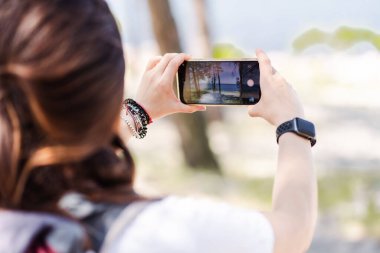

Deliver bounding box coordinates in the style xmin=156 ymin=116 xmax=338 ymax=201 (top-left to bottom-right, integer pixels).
xmin=296 ymin=118 xmax=316 ymax=137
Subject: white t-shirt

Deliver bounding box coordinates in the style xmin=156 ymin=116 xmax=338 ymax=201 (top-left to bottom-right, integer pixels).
xmin=111 ymin=196 xmax=274 ymax=253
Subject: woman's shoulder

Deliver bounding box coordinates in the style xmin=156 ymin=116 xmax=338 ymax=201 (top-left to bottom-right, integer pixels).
xmin=112 ymin=196 xmax=275 ymax=253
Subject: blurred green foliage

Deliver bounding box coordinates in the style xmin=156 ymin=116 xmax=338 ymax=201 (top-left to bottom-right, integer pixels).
xmin=212 ymin=43 xmax=246 ymax=58
xmin=318 ymin=172 xmax=357 ymax=210
xmin=363 ymin=197 xmax=380 ymax=236
xmin=139 ymin=150 xmax=380 ymax=237
xmin=293 ymin=26 xmax=380 ymax=52
xmin=318 ymin=172 xmax=380 ymax=237
xmin=240 ymin=178 xmax=273 ymax=207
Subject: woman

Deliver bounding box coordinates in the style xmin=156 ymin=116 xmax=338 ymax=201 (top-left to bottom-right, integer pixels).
xmin=0 ymin=0 xmax=317 ymax=252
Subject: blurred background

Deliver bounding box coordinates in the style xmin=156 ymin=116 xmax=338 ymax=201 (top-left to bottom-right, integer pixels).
xmin=108 ymin=0 xmax=380 ymax=252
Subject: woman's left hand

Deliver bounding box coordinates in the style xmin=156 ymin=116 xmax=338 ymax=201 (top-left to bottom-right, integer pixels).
xmin=135 ymin=53 xmax=206 ymax=121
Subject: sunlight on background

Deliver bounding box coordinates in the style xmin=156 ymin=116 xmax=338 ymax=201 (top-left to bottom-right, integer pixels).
xmin=108 ymin=0 xmax=380 ymax=252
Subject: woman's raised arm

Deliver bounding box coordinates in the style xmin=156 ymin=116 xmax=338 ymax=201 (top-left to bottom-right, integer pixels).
xmin=120 ymin=53 xmax=205 ymax=143
xmin=249 ymin=49 xmax=317 ymax=253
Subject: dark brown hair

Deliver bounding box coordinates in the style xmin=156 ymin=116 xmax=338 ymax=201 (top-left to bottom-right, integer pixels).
xmin=0 ymin=0 xmax=138 ymax=213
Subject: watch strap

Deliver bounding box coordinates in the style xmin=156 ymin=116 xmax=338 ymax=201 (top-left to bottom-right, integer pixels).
xmin=276 ymin=118 xmax=316 ymax=147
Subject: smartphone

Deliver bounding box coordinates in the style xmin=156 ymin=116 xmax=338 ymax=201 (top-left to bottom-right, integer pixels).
xmin=177 ymin=59 xmax=261 ymax=105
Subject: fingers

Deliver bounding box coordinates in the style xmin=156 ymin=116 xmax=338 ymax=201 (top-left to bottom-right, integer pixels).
xmin=256 ymin=49 xmax=274 ymax=78
xmin=184 ymin=54 xmax=192 ymax=61
xmin=178 ymin=103 xmax=206 ymax=113
xmin=161 ymin=53 xmax=188 ymax=85
xmin=154 ymin=53 xmax=178 ymax=74
xmin=145 ymin=56 xmax=162 ymax=71
xmin=257 ymin=49 xmax=287 ymax=86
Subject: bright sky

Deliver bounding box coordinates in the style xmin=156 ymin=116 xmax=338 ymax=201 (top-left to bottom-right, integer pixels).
xmin=217 ymin=63 xmax=238 ymax=84
xmin=108 ymin=0 xmax=380 ymax=52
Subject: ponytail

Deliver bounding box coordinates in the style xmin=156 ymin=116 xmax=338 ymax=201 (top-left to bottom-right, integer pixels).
xmin=0 ymin=0 xmax=137 ymax=215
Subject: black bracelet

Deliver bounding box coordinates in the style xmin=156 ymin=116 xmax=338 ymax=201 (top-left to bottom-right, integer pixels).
xmin=122 ymin=99 xmax=151 ymax=139
xmin=126 ymin=99 xmax=151 ymax=124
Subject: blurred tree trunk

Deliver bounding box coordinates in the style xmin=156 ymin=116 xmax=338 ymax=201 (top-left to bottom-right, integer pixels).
xmin=194 ymin=0 xmax=212 ymax=57
xmin=147 ymin=0 xmax=220 ymax=171
xmin=193 ymin=0 xmax=223 ymax=122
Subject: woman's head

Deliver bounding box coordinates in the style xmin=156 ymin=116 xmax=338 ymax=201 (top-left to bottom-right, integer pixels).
xmin=0 ymin=0 xmax=135 ymax=211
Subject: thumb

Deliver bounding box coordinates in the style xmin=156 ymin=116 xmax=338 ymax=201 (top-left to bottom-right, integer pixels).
xmin=247 ymin=104 xmax=262 ymax=118
xmin=179 ymin=103 xmax=206 ymax=113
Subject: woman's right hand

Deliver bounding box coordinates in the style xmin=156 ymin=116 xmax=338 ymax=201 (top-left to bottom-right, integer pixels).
xmin=248 ymin=49 xmax=305 ymax=126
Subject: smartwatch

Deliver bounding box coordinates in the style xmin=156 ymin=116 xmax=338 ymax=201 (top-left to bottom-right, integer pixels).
xmin=276 ymin=117 xmax=316 ymax=147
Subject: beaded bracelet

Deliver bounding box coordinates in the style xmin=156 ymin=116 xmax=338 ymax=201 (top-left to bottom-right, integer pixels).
xmin=120 ymin=108 xmax=140 ymax=138
xmin=121 ymin=99 xmax=152 ymax=139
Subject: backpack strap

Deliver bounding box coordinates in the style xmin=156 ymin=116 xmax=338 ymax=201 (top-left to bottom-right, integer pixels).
xmin=99 ymin=200 xmax=154 ymax=253
xmin=60 ymin=193 xmax=162 ymax=252
xmin=0 ymin=210 xmax=85 ymax=253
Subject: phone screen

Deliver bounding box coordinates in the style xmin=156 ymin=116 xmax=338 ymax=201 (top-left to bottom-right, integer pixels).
xmin=177 ymin=60 xmax=261 ymax=105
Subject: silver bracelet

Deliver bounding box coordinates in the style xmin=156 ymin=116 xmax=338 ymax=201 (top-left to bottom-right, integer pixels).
xmin=120 ymin=108 xmax=140 ymax=138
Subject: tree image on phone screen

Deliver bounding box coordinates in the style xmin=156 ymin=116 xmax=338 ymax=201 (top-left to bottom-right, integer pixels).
xmin=178 ymin=60 xmax=261 ymax=105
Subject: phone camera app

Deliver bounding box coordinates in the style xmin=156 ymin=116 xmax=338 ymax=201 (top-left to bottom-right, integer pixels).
xmin=182 ymin=61 xmax=260 ymax=105
xmin=247 ymin=79 xmax=254 ymax=87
